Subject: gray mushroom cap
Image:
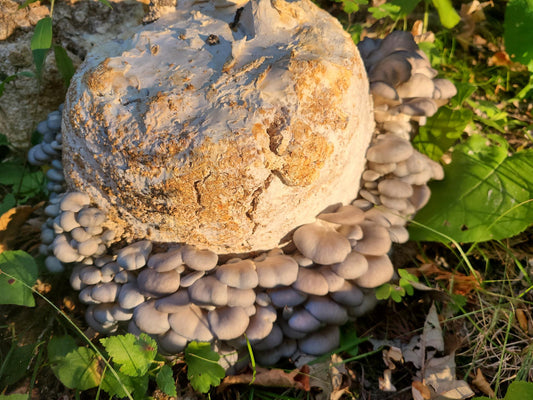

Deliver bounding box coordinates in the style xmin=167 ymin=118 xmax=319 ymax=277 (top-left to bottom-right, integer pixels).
xmin=216 ymin=259 xmax=258 ymax=289
xmin=378 ymin=179 xmax=413 ymax=198
xmin=155 ymin=289 xmax=190 ymax=313
xmin=168 ymin=304 xmax=213 ymax=341
xmin=410 ymin=184 xmax=431 ymax=210
xmin=59 ymin=211 xmax=80 ymax=232
xmin=110 ymin=304 xmax=134 ymax=321
xmin=77 ymin=207 xmax=106 ymax=228
xmin=317 ymin=205 xmax=365 ymax=226
xmin=318 ymin=267 xmax=345 ymax=292
xmin=279 ymin=317 xmax=307 ymax=339
xmin=252 ymin=324 xmax=283 ymax=351
xmin=147 ymin=248 xmax=184 ymax=272
xmin=292 ymin=267 xmax=329 ymax=296
xmin=137 ymin=268 xmax=181 ymax=297
xmin=91 ymin=282 xmax=120 ymax=303
xmin=355 ymin=255 xmax=394 ymax=288
xmin=348 ymin=292 xmax=379 ymax=318
xmin=269 ymin=287 xmax=307 ymax=307
xmin=101 ymin=262 xmax=123 ymax=283
xmin=118 ymin=282 xmax=146 ymax=309
xmin=92 ymin=303 xmax=115 ymax=324
xmin=304 ymin=296 xmax=348 ymax=325
xmin=396 ymin=73 xmax=435 ymax=99
xmin=79 ymin=286 xmax=99 ymax=304
xmin=53 ymin=234 xmax=80 ymax=263
xmin=79 ymin=266 xmax=103 ymax=285
xmin=85 ymin=306 xmax=117 ymax=334
xmin=207 ymin=306 xmax=249 ymax=340
xmin=331 ymin=251 xmax=368 ymax=280
xmin=226 ymin=287 xmax=256 ymax=307
xmin=288 ymin=309 xmax=321 ymax=333
xmin=366 ymin=134 xmax=413 ymax=164
xmin=158 ymin=329 xmax=188 ymax=354
xmin=69 ymin=264 xmax=85 ymax=290
xmin=255 ymin=254 xmax=299 ymax=288
xmin=182 ymin=245 xmax=218 ymax=271
xmin=329 ymin=281 xmax=364 ymax=306
xmin=298 ymin=326 xmax=340 ymax=355
xmin=292 ymin=220 xmax=351 ymax=265
xmin=245 ymin=305 xmax=277 ymax=341
xmin=60 ymin=192 xmax=91 ymax=212
xmin=117 ymin=240 xmax=153 ymax=270
xmin=133 ymin=300 xmax=170 ymax=335
xmin=180 ymin=270 xmax=205 ymax=287
xmin=353 ymin=222 xmax=392 ymax=256
xmin=389 ymin=225 xmax=409 ymax=243
xmin=188 ymin=276 xmax=228 ymax=306
xmin=369 ymin=52 xmax=412 ymax=86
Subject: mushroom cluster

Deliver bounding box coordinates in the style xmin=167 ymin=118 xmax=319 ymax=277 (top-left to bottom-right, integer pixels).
xmin=28 ymin=1 xmax=455 ymax=366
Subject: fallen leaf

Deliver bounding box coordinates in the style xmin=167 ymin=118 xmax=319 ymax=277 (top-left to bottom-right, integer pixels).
xmin=412 ymin=380 xmax=432 ymax=400
xmin=0 ymin=205 xmax=38 ymax=253
xmin=383 ymin=346 xmax=403 ymax=370
xmin=219 ymin=366 xmax=309 ymax=391
xmin=516 ymin=309 xmax=528 ymax=332
xmin=414 ymin=263 xmax=482 ymax=296
xmin=423 ymin=303 xmax=444 ymax=352
xmin=471 ymin=368 xmax=495 ymax=398
xmin=378 ymin=369 xmax=396 ymax=392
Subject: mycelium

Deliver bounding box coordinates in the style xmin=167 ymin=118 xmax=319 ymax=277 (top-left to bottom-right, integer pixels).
xmin=29 ymin=0 xmax=455 ymax=366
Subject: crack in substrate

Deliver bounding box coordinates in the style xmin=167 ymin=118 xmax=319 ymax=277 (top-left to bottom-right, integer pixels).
xmin=245 ymin=173 xmax=274 ymax=235
xmin=193 ymin=172 xmax=211 ymax=213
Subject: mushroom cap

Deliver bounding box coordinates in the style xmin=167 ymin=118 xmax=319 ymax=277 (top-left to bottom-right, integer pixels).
xmin=331 ymin=250 xmax=368 ymax=280
xmin=110 ymin=304 xmax=134 ymax=321
xmin=85 ymin=306 xmax=117 ymax=334
xmin=118 ymin=282 xmax=145 ymax=309
xmin=252 ymin=324 xmax=283 ymax=351
xmin=245 ymin=305 xmax=277 ymax=341
xmin=101 ymin=262 xmax=123 ymax=282
xmin=60 ymin=192 xmax=91 ymax=212
xmin=91 ymin=282 xmax=120 ymax=303
xmin=137 ymin=268 xmax=181 ymax=297
xmin=347 ymin=292 xmax=379 ymax=317
xmin=188 ymin=276 xmax=228 ymax=306
xmin=318 ymin=267 xmax=346 ymax=292
xmin=354 ymin=255 xmax=394 ymax=288
xmin=59 ymin=211 xmax=80 ymax=232
xmin=279 ymin=317 xmax=307 ymax=339
xmin=69 ymin=264 xmax=85 ymax=290
xmin=255 ymin=254 xmax=299 ymax=288
xmin=366 ymin=135 xmax=413 ymax=164
xmin=79 ymin=266 xmax=103 ymax=285
xmin=147 ymin=248 xmax=183 ymax=272
xmin=370 ymin=81 xmax=400 ymax=103
xmin=226 ymin=287 xmax=256 ymax=307
xmin=369 ymin=52 xmax=412 ymax=86
xmin=77 ymin=238 xmax=100 ymax=257
xmin=180 ymin=270 xmax=205 ymax=287
xmin=304 ymin=296 xmax=348 ymax=325
xmin=53 ymin=234 xmax=80 ymax=263
xmin=208 ymin=307 xmax=250 ymax=340
xmin=79 ymin=286 xmax=99 ymax=304
xmin=93 ymin=303 xmax=115 ymax=324
xmin=329 ymin=280 xmax=364 ymax=306
xmin=158 ymin=329 xmax=188 ymax=354
xmin=317 ymin=205 xmax=365 ymax=226
xmin=117 ymin=240 xmax=153 ymax=270
xmin=133 ymin=300 xmax=170 ymax=335
xmin=399 ymin=98 xmax=438 ymax=117
xmin=269 ymin=287 xmax=307 ymax=307
xmin=377 ymin=179 xmax=413 ymax=198
xmin=182 ymin=245 xmax=218 ymax=271
xmin=77 ymin=207 xmax=106 ymax=227
xmin=298 ymin=326 xmax=340 ymax=355
xmin=353 ymin=222 xmax=392 ymax=256
xmin=389 ymin=225 xmax=409 ymax=243
xmin=433 ymin=78 xmax=457 ymax=99
xmin=410 ymin=184 xmax=431 ymax=210
xmin=168 ymin=304 xmax=213 ymax=341
xmin=216 ymin=259 xmax=258 ymax=289
xmin=293 ymin=221 xmax=351 ymax=265
xmin=292 ymin=267 xmax=329 ymax=295
xmin=288 ymin=309 xmax=321 ymax=333
xmin=380 ymin=195 xmax=409 ymax=212
xmin=396 ymin=73 xmax=435 ymax=99
xmin=155 ymin=289 xmax=190 ymax=313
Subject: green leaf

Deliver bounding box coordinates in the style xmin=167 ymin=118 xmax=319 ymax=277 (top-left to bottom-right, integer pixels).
xmin=390 ymin=286 xmax=404 ymax=302
xmin=0 ymin=343 xmax=36 ymax=386
xmin=339 ymin=326 xmax=366 ymax=357
xmin=0 ymin=395 xmax=31 ymax=400
xmin=18 ymin=0 xmax=39 ymax=9
xmin=0 ymin=251 xmax=38 ymax=307
xmin=391 ymin=0 xmax=421 ymax=18
xmin=53 ymin=347 xmax=101 ymax=390
xmin=398 ymin=269 xmax=419 ymax=282
xmin=504 ymin=0 xmax=533 ymax=66
xmin=410 ymin=135 xmax=533 ymax=242
xmin=0 ymin=75 xmax=18 ymax=98
xmin=375 ymin=284 xmax=392 ymax=300
xmin=31 ymin=17 xmax=52 ymax=51
xmin=100 ymin=368 xmax=136 ymax=399
xmin=399 ymin=279 xmax=414 ymax=296
xmin=0 ymin=161 xmax=45 ymax=200
xmin=156 ymin=365 xmax=177 ymax=397
xmin=53 ymin=45 xmax=75 ymax=87
xmin=100 ymin=333 xmax=157 ymax=377
xmin=369 ymin=3 xmax=401 ymax=19
xmin=0 ymin=193 xmax=16 ymax=215
xmin=413 ymin=106 xmax=472 ymax=161
xmin=335 ymin=0 xmax=368 ymax=14
xmin=473 ymin=381 xmax=533 ymax=399
xmin=32 ymin=48 xmax=49 ymax=77
xmin=431 ymin=0 xmax=460 ymax=28
xmin=185 ymin=341 xmax=225 ymax=393
xmin=97 ymin=0 xmax=113 ymax=8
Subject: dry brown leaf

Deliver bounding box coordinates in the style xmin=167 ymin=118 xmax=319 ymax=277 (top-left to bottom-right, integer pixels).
xmin=414 ymin=263 xmax=482 ymax=296
xmin=471 ymin=368 xmax=495 ymax=398
xmin=379 ymin=369 xmax=396 ymax=392
xmin=0 ymin=205 xmax=39 ymax=253
xmin=383 ymin=346 xmax=403 ymax=370
xmin=516 ymin=309 xmax=529 ymax=332
xmin=412 ymin=381 xmax=432 ymax=400
xmin=219 ymin=366 xmax=310 ymax=391
xmin=488 ymin=51 xmax=513 ymax=67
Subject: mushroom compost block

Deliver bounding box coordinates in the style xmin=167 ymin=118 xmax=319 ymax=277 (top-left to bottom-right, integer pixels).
xmin=30 ymin=0 xmax=456 ymax=366
xmin=62 ymin=0 xmax=374 ymax=254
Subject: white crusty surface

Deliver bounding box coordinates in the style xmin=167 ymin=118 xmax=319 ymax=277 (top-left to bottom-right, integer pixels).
xmin=62 ymin=0 xmax=374 ymax=254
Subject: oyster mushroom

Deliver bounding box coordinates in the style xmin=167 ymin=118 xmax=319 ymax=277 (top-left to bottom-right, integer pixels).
xmin=293 ymin=220 xmax=351 ymax=265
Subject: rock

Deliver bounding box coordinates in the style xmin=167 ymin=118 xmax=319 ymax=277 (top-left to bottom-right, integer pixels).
xmin=61 ymin=0 xmax=374 ymax=254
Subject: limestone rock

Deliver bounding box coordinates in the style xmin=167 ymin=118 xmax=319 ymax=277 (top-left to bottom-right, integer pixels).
xmin=62 ymin=0 xmax=374 ymax=254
